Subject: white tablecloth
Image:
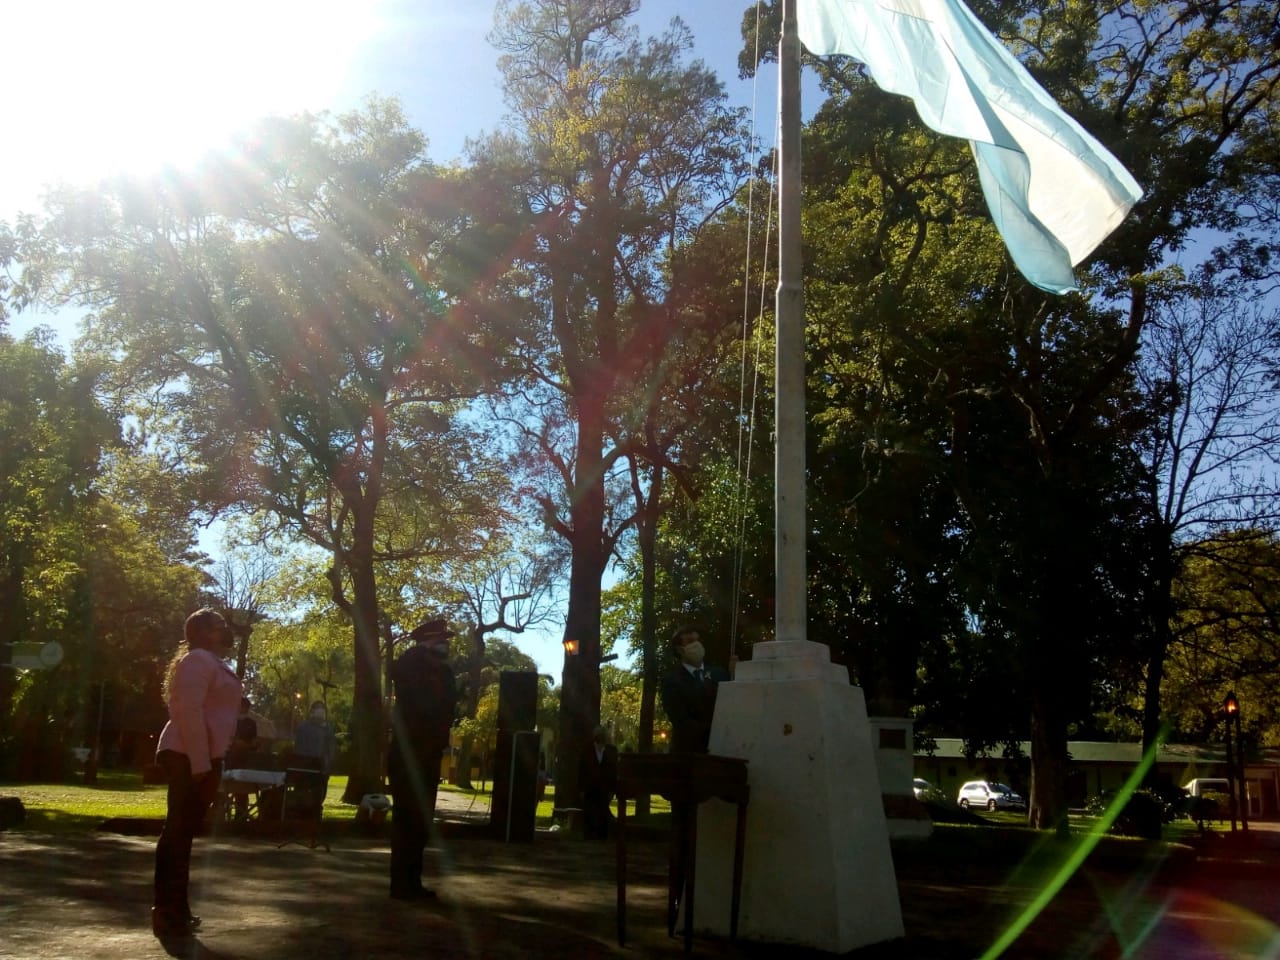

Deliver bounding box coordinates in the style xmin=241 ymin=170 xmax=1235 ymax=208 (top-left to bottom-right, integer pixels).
xmin=222 ymin=768 xmax=286 ymax=788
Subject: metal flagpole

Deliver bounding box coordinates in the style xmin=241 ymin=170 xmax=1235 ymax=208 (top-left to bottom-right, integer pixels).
xmin=775 ymin=0 xmax=806 ymax=643
xmin=692 ymin=7 xmax=906 ymax=949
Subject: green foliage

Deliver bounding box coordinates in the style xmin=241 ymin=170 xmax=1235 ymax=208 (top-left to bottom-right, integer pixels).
xmin=0 ymin=333 xmax=204 ymax=779
xmin=1084 ymin=789 xmax=1165 ymax=840
xmin=599 ymin=665 xmax=643 ymax=749
xmin=701 ymin=0 xmax=1279 ymax=827
xmin=482 ymin=0 xmax=754 ymax=801
xmin=1162 ymin=531 xmax=1280 ymax=746
xmin=28 ymin=97 xmax=519 ymax=794
xmin=249 ymin=616 xmax=352 ymax=739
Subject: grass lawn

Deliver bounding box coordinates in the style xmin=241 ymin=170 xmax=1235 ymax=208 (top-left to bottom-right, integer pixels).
xmin=5 ymin=773 xmax=1205 ymax=866
xmin=2 ymin=773 xmax=359 ymax=833
xmin=1 ymin=771 xmax=169 ymax=832
xmin=438 ymin=781 xmax=674 ymax=830
xmin=1 ymin=774 xmax=675 ymax=834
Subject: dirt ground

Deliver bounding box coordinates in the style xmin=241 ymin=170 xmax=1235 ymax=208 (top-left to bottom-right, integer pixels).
xmin=2 ymin=797 xmax=1279 ymax=960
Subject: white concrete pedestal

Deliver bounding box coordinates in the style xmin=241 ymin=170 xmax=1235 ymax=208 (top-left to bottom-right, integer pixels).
xmin=693 ymin=640 xmax=903 ymax=952
xmin=870 ymin=715 xmax=933 ymax=840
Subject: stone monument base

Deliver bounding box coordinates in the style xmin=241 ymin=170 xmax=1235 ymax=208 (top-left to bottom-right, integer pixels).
xmin=692 ymin=640 xmax=903 ymax=952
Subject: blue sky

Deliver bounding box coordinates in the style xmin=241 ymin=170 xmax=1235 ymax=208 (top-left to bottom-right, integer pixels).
xmin=1 ymin=1 xmax=782 ymax=219
xmin=3 ymin=1 xmax=785 ymax=679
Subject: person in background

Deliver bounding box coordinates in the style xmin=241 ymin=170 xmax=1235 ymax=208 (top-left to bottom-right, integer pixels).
xmin=536 ymin=752 xmax=549 ymax=804
xmin=660 ymin=626 xmax=732 ymax=755
xmin=152 ymin=608 xmax=242 ymax=938
xmin=579 ymin=724 xmax=618 ymax=841
xmin=225 ymin=698 xmax=259 ymax=820
xmin=233 ymin=697 xmax=258 ymax=750
xmin=387 ymin=617 xmax=458 ymax=901
xmin=293 ymin=700 xmax=337 ymax=779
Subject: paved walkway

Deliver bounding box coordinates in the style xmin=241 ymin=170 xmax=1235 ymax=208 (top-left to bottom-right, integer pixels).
xmin=2 ymin=808 xmax=1279 ymax=959
xmin=0 ymin=821 xmax=681 ymax=960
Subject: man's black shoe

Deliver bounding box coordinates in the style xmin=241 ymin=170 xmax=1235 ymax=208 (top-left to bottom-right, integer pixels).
xmin=390 ymin=886 xmax=437 ymax=901
xmin=151 ymin=908 xmax=200 ymax=937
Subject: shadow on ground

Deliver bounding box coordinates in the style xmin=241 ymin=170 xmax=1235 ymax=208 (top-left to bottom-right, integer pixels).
xmin=1 ymin=816 xmax=1278 ymax=959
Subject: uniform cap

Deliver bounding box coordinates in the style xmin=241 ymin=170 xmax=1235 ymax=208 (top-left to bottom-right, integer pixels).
xmin=410 ymin=618 xmax=456 ymax=643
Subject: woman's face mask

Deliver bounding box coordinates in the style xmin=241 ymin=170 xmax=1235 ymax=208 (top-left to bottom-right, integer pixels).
xmin=680 ymin=640 xmax=706 ymax=666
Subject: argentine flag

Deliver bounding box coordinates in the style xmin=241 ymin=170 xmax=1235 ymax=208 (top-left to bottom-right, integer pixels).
xmin=798 ymin=0 xmax=1143 ymax=294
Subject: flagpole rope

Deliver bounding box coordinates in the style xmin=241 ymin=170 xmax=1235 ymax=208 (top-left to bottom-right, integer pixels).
xmin=728 ymin=1 xmax=777 ymax=661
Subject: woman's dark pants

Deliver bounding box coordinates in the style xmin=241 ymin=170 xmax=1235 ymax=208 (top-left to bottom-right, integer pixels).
xmin=153 ymin=750 xmax=220 ymax=917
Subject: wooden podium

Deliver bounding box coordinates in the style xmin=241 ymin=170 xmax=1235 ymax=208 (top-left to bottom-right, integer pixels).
xmin=614 ymin=753 xmax=749 ymax=953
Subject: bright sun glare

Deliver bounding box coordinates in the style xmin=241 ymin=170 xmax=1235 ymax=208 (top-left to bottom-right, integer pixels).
xmin=5 ymin=1 xmax=384 ymax=213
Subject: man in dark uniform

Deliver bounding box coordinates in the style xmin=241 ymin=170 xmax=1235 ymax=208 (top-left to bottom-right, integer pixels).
xmin=387 ymin=617 xmax=458 ymax=900
xmin=660 ymin=626 xmax=731 ymax=754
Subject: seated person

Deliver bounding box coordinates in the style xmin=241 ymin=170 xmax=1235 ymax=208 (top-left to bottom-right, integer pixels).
xmin=225 ymin=698 xmax=260 ymax=821
xmin=227 ymin=701 xmax=257 ymax=762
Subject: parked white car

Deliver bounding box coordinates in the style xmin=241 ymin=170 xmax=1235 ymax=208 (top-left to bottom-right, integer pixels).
xmin=957 ymin=780 xmax=1026 ymax=811
xmin=1182 ymin=778 xmax=1229 ymax=798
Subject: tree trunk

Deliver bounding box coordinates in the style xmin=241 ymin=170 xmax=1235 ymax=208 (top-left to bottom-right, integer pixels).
xmin=553 ymin=393 xmax=607 ymax=814
xmin=634 ymin=471 xmax=661 ymax=817
xmin=0 ymin=562 xmax=28 ymax=763
xmin=1028 ymin=687 xmax=1071 ymax=833
xmin=453 ymin=725 xmax=478 ymax=788
xmin=1027 ymin=560 xmax=1074 ymax=833
xmin=454 ymin=629 xmax=486 ymax=790
xmin=1141 ymin=538 xmax=1176 ymax=780
xmin=341 ymin=505 xmax=386 ymax=804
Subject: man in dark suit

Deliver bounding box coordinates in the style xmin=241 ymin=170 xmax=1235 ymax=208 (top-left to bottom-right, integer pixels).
xmin=660 ymin=626 xmax=731 ymax=754
xmin=658 ymin=625 xmax=733 ymax=932
xmin=579 ymin=724 xmax=618 ymax=840
xmin=387 ymin=617 xmax=458 ymax=901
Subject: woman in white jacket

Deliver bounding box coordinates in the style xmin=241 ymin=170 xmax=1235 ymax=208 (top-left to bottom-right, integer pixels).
xmin=151 ymin=607 xmax=242 ymax=938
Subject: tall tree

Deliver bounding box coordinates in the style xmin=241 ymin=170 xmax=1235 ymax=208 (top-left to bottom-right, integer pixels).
xmin=446 ymin=537 xmax=563 ymax=788
xmin=616 ymin=200 xmax=758 ymax=791
xmin=0 ymin=329 xmax=203 ymax=778
xmin=1161 ymin=532 xmax=1280 ymax=747
xmin=1136 ymin=277 xmax=1280 ymax=755
xmin=212 ymin=546 xmax=279 ymax=681
xmin=739 ymin=0 xmax=1280 ymax=828
xmin=31 ymin=100 xmax=503 ymax=800
xmin=481 ymin=0 xmax=749 ymax=803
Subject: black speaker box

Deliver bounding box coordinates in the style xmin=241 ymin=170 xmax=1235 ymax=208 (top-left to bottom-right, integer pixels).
xmin=497 ymin=670 xmax=538 ymax=733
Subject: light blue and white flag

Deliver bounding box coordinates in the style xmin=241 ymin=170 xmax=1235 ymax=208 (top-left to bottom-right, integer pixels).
xmin=797 ymin=0 xmax=1143 ymax=294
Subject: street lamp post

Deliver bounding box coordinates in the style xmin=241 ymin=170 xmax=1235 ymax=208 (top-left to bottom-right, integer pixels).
xmin=1223 ymin=692 xmax=1239 ymax=833
xmin=1225 ymin=691 xmax=1248 ymax=833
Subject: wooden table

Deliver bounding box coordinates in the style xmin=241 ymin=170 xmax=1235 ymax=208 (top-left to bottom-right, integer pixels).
xmin=615 ymin=753 xmax=749 ymax=953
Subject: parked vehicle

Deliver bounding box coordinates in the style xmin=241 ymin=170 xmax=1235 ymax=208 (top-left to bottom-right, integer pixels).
xmin=957 ymin=780 xmax=1026 ymax=811
xmin=1182 ymin=778 xmax=1229 ymax=798
xmin=912 ymin=778 xmax=934 ymax=799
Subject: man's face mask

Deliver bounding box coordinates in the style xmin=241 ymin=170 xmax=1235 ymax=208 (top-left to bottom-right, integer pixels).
xmin=429 ymin=641 xmax=450 ymax=657
xmin=311 ymin=709 xmax=326 ymax=722
xmin=680 ymin=640 xmax=706 ymax=666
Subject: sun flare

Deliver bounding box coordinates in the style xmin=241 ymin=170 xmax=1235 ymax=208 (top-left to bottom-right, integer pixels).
xmin=5 ymin=1 xmax=385 ymax=211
